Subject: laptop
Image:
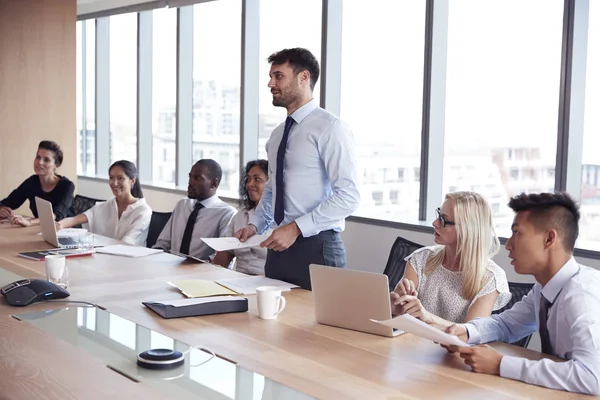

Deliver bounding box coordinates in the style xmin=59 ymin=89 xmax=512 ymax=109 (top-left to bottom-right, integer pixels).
xmin=35 ymin=197 xmax=79 ymax=248
xmin=309 ymin=264 xmax=403 ymax=337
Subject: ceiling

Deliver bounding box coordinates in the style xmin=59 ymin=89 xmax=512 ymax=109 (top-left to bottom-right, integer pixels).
xmin=77 ymin=0 xmax=155 ymax=15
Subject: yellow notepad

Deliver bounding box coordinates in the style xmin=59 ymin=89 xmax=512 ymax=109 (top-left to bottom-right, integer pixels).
xmin=168 ymin=279 xmax=239 ymax=298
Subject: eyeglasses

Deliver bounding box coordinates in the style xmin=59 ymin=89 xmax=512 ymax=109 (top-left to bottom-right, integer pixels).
xmin=436 ymin=207 xmax=455 ymax=227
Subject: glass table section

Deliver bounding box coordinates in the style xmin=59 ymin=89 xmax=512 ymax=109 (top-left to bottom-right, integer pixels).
xmin=13 ymin=306 xmax=314 ymax=400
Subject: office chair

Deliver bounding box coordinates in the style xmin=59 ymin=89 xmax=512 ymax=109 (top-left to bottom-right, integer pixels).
xmin=383 ymin=236 xmax=424 ymax=292
xmin=73 ymin=194 xmax=103 ymax=215
xmin=146 ymin=211 xmax=172 ymax=248
xmin=492 ymin=281 xmax=535 ymax=348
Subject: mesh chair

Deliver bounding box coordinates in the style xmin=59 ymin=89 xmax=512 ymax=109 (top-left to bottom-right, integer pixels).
xmin=146 ymin=211 xmax=172 ymax=248
xmin=73 ymin=194 xmax=102 ymax=215
xmin=492 ymin=282 xmax=535 ymax=348
xmin=383 ymin=237 xmax=424 ymax=292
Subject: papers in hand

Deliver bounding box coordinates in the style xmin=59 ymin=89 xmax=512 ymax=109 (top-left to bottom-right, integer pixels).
xmin=371 ymin=314 xmax=470 ymax=347
xmin=214 ymin=276 xmax=299 ymax=295
xmin=96 ymin=244 xmax=163 ymax=258
xmin=201 ymin=233 xmax=270 ymax=252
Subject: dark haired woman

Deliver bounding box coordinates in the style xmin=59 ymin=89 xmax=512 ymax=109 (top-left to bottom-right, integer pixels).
xmin=213 ymin=159 xmax=271 ymax=275
xmin=58 ymin=160 xmax=152 ymax=246
xmin=0 ymin=140 xmax=74 ymax=227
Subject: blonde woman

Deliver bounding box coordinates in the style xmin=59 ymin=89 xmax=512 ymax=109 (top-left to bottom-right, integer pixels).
xmin=390 ymin=191 xmax=511 ymax=327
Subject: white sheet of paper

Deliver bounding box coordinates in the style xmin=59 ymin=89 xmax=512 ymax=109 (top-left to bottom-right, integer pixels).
xmin=201 ymin=233 xmax=270 ymax=252
xmin=96 ymin=244 xmax=163 ymax=258
xmin=214 ymin=276 xmax=299 ymax=295
xmin=151 ymin=296 xmax=244 ymax=307
xmin=58 ymin=228 xmax=88 ymax=237
xmin=371 ymin=314 xmax=470 ymax=347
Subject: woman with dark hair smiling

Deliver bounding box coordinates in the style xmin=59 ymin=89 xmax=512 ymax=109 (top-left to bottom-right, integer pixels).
xmin=1 ymin=140 xmax=74 ymax=227
xmin=213 ymin=159 xmax=272 ymax=275
xmin=58 ymin=160 xmax=152 ymax=246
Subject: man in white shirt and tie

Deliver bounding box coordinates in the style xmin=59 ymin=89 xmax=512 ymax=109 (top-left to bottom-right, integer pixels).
xmin=153 ymin=159 xmax=236 ymax=260
xmin=445 ymin=192 xmax=600 ymax=395
xmin=235 ymin=48 xmax=360 ymax=289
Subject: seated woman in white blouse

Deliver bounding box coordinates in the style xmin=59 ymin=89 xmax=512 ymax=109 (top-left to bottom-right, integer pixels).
xmin=213 ymin=160 xmax=272 ymax=275
xmin=57 ymin=160 xmax=152 ymax=246
xmin=390 ymin=191 xmax=511 ymax=327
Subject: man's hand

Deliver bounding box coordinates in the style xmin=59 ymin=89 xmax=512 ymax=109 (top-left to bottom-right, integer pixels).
xmin=235 ymin=225 xmax=257 ymax=243
xmin=260 ymin=222 xmax=301 ymax=251
xmin=0 ymin=206 xmax=14 ymax=219
xmin=10 ymin=215 xmax=30 ymax=227
xmin=454 ymin=345 xmax=503 ymax=375
xmin=442 ymin=324 xmax=469 ymax=352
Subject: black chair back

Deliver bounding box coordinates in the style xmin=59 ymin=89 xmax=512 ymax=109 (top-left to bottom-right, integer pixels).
xmin=73 ymin=194 xmax=103 ymax=215
xmin=383 ymin=237 xmax=424 ymax=292
xmin=146 ymin=211 xmax=172 ymax=248
xmin=492 ymin=281 xmax=535 ymax=348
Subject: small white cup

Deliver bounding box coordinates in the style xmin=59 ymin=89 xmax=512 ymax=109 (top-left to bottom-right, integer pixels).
xmin=45 ymin=254 xmax=68 ymax=289
xmin=256 ymin=286 xmax=286 ymax=320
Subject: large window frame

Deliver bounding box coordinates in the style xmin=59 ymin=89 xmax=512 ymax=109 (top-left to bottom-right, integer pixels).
xmin=77 ymin=0 xmax=598 ymax=257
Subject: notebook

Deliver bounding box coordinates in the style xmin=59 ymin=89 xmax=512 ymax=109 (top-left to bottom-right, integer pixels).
xmin=95 ymin=245 xmax=163 ymax=258
xmin=143 ymin=296 xmax=248 ymax=319
xmin=18 ymin=248 xmax=94 ymax=261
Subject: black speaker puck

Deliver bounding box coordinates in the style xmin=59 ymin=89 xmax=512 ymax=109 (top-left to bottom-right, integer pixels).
xmin=137 ymin=348 xmax=185 ymax=370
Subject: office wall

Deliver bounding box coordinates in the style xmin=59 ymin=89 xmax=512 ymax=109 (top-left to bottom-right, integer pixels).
xmin=78 ymin=178 xmax=600 ymax=279
xmin=0 ymin=0 xmax=77 ymax=215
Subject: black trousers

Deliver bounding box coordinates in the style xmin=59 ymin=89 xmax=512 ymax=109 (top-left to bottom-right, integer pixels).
xmin=264 ymin=230 xmax=346 ymax=290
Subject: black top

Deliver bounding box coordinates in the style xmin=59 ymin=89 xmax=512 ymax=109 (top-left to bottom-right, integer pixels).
xmin=0 ymin=175 xmax=75 ymax=220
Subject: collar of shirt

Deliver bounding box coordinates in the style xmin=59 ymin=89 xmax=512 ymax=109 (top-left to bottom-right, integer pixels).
xmin=196 ymin=194 xmax=220 ymax=209
xmin=541 ymin=256 xmax=580 ymax=303
xmin=289 ymin=98 xmax=319 ymax=125
xmin=109 ymin=197 xmax=147 ymax=213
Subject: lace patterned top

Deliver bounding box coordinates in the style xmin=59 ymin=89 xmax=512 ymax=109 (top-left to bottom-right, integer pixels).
xmin=404 ymin=246 xmax=511 ymax=323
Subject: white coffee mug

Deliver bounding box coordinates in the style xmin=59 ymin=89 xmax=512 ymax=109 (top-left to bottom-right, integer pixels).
xmin=256 ymin=286 xmax=286 ymax=320
xmin=45 ymin=254 xmax=67 ymax=288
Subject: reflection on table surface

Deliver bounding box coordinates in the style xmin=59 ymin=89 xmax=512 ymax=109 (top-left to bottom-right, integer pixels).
xmin=14 ymin=306 xmax=314 ymax=400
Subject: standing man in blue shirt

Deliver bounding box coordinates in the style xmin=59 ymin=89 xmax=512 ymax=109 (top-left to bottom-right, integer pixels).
xmin=236 ymin=48 xmax=360 ymax=289
xmin=445 ymin=192 xmax=600 ymax=395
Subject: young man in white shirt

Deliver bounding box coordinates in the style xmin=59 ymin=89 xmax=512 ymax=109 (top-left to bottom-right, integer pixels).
xmin=153 ymin=159 xmax=236 ymax=260
xmin=235 ymin=48 xmax=360 ymax=290
xmin=445 ymin=192 xmax=600 ymax=395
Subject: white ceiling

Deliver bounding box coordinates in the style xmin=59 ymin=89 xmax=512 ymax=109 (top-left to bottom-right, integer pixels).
xmin=77 ymin=0 xmax=155 ymax=15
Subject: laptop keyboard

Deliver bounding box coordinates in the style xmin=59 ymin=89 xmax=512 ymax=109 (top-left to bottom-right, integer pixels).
xmin=58 ymin=237 xmax=78 ymax=246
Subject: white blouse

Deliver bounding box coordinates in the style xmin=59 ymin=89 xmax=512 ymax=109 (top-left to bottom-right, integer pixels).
xmin=405 ymin=246 xmax=511 ymax=323
xmin=226 ymin=208 xmax=273 ymax=275
xmin=83 ymin=197 xmax=152 ymax=246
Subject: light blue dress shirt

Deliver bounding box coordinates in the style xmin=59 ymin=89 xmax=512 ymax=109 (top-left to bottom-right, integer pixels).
xmin=250 ymin=99 xmax=360 ymax=237
xmin=464 ymin=257 xmax=600 ymax=395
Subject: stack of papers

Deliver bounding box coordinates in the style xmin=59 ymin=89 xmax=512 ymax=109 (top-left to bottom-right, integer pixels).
xmin=200 ymin=234 xmax=271 ymax=251
xmin=96 ymin=244 xmax=163 ymax=258
xmin=371 ymin=314 xmax=470 ymax=347
xmin=168 ymin=280 xmax=239 ymax=298
xmin=215 ymin=276 xmax=299 ymax=295
xmin=168 ymin=276 xmax=299 ymax=298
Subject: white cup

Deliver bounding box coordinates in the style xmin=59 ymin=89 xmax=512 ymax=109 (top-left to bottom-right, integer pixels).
xmin=45 ymin=254 xmax=68 ymax=289
xmin=256 ymin=286 xmax=286 ymax=320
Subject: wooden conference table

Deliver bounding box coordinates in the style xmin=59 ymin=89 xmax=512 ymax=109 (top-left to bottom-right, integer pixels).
xmin=0 ymin=224 xmax=592 ymax=400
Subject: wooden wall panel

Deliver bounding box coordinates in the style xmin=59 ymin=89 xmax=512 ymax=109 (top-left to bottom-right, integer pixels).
xmin=0 ymin=0 xmax=77 ymax=216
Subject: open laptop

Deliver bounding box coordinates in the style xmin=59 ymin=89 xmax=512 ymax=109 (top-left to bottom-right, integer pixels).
xmin=35 ymin=197 xmax=79 ymax=248
xmin=309 ymin=264 xmax=402 ymax=337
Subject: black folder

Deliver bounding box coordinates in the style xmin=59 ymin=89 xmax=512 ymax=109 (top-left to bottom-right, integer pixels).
xmin=143 ymin=297 xmax=248 ymax=319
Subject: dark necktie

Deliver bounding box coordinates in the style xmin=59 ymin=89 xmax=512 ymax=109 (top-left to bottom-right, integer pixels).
xmin=539 ymin=294 xmax=553 ymax=355
xmin=179 ymin=202 xmax=203 ymax=255
xmin=274 ymin=116 xmax=294 ymax=225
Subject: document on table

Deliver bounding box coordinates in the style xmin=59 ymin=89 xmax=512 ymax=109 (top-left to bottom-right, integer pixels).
xmin=96 ymin=244 xmax=163 ymax=258
xmin=200 ymin=233 xmax=271 ymax=252
xmin=371 ymin=314 xmax=470 ymax=347
xmin=214 ymin=276 xmax=299 ymax=295
xmin=36 ymin=228 xmax=88 ymax=237
xmin=168 ymin=280 xmax=239 ymax=298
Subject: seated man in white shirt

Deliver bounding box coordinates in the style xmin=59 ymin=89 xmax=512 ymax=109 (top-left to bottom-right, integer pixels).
xmin=152 ymin=159 xmax=236 ymax=261
xmin=445 ymin=192 xmax=600 ymax=395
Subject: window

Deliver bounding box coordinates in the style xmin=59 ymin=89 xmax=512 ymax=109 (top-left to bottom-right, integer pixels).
xmin=193 ymin=0 xmax=241 ymax=198
xmin=341 ymin=0 xmax=426 ymax=222
xmin=580 ymin=1 xmax=600 ymax=249
xmin=110 ymin=13 xmax=138 ymax=165
xmin=372 ymin=191 xmax=384 ymax=206
xmin=443 ymin=0 xmax=563 ymax=233
xmin=76 ymin=22 xmax=83 ymax=174
xmin=152 ymin=8 xmax=177 ymax=184
xmin=77 ymin=20 xmax=96 ymax=175
xmin=258 ymin=0 xmax=322 ymax=160
xmin=390 ymin=190 xmax=399 ymax=205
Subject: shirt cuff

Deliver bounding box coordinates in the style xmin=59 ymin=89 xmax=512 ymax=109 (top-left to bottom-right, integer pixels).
xmin=499 ymin=356 xmax=524 ymax=381
xmin=249 ymin=216 xmax=269 ymax=235
xmin=294 ymin=214 xmax=318 ymax=238
xmin=464 ymin=322 xmax=481 ymax=344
